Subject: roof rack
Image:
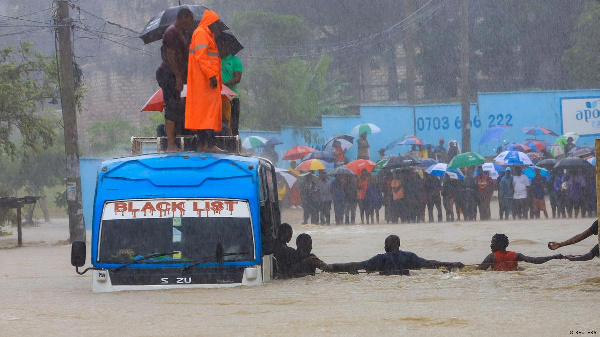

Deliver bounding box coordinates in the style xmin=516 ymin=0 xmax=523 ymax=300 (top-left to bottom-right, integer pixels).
xmin=130 ymin=136 xmax=241 ymax=155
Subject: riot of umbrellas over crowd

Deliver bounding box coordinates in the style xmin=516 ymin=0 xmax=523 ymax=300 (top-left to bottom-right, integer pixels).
xmin=243 ymin=123 xmax=596 ymax=225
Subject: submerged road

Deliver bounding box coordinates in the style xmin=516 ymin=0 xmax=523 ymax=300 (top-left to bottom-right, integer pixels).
xmin=1 ymin=210 xmax=598 ymax=336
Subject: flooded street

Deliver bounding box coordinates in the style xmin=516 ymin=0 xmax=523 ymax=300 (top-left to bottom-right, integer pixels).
xmin=1 ymin=208 xmax=598 ymax=336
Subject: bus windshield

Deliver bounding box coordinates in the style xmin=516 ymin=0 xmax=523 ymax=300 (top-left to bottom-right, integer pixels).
xmin=97 ymin=199 xmax=254 ymax=264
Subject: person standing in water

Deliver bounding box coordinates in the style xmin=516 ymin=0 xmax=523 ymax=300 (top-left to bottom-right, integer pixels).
xmin=477 ymin=234 xmax=564 ymax=271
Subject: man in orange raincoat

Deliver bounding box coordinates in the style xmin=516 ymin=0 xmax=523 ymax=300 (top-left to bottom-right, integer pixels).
xmin=185 ymin=9 xmax=227 ymax=152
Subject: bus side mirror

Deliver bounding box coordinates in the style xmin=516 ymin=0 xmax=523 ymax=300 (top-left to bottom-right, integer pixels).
xmin=71 ymin=241 xmax=86 ymax=267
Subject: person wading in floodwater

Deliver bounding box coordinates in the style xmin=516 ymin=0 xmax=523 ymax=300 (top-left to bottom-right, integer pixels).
xmin=325 ymin=235 xmax=464 ymax=275
xmin=477 ymin=234 xmax=564 ymax=271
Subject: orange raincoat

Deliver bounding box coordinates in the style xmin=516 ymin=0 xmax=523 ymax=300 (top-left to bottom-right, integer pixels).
xmin=185 ymin=10 xmax=222 ymax=131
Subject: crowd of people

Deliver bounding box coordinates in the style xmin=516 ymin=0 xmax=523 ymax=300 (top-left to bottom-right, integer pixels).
xmin=277 ymin=136 xmax=597 ymax=224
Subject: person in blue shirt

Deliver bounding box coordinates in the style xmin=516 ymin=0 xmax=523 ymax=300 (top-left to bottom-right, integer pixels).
xmin=326 ymin=235 xmax=464 ymax=275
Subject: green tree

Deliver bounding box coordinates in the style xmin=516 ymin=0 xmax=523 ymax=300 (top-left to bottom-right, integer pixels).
xmin=0 ymin=42 xmax=59 ymax=156
xmin=87 ymin=120 xmax=137 ymax=156
xmin=564 ymin=1 xmax=600 ymax=88
xmin=233 ymin=11 xmax=351 ymax=133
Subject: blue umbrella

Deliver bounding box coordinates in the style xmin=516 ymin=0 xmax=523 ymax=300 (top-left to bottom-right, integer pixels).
xmin=302 ymin=151 xmax=335 ymax=163
xmin=523 ymin=166 xmax=550 ymax=181
xmin=475 ymin=162 xmax=505 ymax=179
xmin=425 ymin=163 xmax=464 ymax=179
xmin=494 ymin=151 xmax=533 ymax=166
xmin=479 ymin=125 xmax=510 ymax=145
xmin=264 ymin=137 xmax=283 ymax=147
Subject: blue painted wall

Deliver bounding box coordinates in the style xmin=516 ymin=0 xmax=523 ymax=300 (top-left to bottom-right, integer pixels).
xmin=81 ymin=89 xmax=600 ymax=227
xmin=240 ymin=89 xmax=600 ymax=165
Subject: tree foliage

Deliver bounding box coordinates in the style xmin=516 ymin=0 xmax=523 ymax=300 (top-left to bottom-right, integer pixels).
xmin=564 ymin=1 xmax=600 ymax=88
xmin=0 ymin=42 xmax=58 ymax=156
xmin=232 ymin=11 xmax=351 ymax=132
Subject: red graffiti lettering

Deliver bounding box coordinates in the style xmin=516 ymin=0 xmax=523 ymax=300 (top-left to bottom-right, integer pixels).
xmin=141 ymin=202 xmax=156 ymax=216
xmin=193 ymin=201 xmax=210 ymax=217
xmin=211 ymin=201 xmax=224 ymax=214
xmin=224 ymin=201 xmax=238 ymax=215
xmin=114 ymin=202 xmax=127 ymax=216
xmin=156 ymin=202 xmax=171 ymax=217
xmin=171 ymin=202 xmax=185 ymax=216
xmin=127 ymin=202 xmax=140 ymax=218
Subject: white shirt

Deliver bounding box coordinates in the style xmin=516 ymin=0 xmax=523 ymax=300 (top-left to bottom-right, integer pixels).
xmin=512 ymin=174 xmax=530 ymax=199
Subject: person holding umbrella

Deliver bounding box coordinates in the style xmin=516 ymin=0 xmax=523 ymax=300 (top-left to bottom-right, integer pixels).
xmin=511 ymin=166 xmax=530 ymax=220
xmin=186 ymin=9 xmax=227 ymax=153
xmin=317 ymin=170 xmax=333 ymax=225
xmin=498 ymin=168 xmax=513 ymax=220
xmin=155 ymin=8 xmax=195 ymax=152
xmin=475 ymin=166 xmax=494 ymax=221
xmin=332 ymin=174 xmax=346 ymax=225
xmin=217 ymin=33 xmax=243 ymax=136
xmin=357 ymin=132 xmax=370 ymax=160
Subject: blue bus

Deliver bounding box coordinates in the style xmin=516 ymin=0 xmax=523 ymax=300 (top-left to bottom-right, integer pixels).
xmin=71 ymin=152 xmax=281 ymax=292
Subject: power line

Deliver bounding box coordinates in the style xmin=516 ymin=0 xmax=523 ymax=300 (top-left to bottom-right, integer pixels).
xmin=0 ymin=5 xmax=56 ymax=23
xmin=73 ymin=25 xmax=157 ymax=57
xmin=69 ymin=4 xmax=141 ymax=35
xmin=0 ymin=27 xmax=52 ymax=38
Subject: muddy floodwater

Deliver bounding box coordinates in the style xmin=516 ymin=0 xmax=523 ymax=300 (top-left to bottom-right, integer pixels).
xmin=1 ymin=208 xmax=599 ymax=336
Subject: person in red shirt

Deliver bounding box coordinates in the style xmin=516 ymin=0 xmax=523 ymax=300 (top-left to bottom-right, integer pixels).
xmin=475 ymin=166 xmax=494 ymax=220
xmin=477 ymin=234 xmax=564 ymax=271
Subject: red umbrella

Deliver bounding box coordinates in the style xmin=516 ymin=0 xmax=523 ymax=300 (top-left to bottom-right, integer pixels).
xmin=283 ymin=146 xmax=316 ymax=160
xmin=140 ymin=85 xmax=238 ymax=112
xmin=346 ymin=159 xmax=376 ymax=175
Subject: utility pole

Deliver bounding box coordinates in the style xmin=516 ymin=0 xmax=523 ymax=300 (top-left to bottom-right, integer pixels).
xmin=403 ymin=0 xmax=417 ymax=105
xmin=459 ymin=0 xmax=471 ymax=152
xmin=56 ymin=0 xmax=85 ymax=242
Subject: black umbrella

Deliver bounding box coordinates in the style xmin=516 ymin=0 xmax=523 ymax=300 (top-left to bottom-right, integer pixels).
xmin=567 ymin=146 xmax=594 ymax=158
xmin=553 ymin=157 xmax=593 ymax=170
xmin=382 ymin=155 xmax=419 ymax=169
xmin=139 ymin=5 xmax=227 ymax=44
xmin=330 ymin=166 xmax=356 ymax=176
xmin=536 ymin=158 xmax=557 ymax=170
xmin=323 ymin=134 xmax=354 ymax=151
xmin=218 ymin=30 xmax=244 ymax=56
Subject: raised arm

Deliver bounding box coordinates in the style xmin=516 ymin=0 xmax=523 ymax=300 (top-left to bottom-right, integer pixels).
xmin=516 ymin=253 xmax=563 ymax=264
xmin=548 ymin=228 xmax=594 ymax=250
xmin=476 ymin=253 xmax=496 ymax=270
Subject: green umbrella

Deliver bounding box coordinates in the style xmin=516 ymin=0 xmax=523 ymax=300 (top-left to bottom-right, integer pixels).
xmin=373 ymin=156 xmax=389 ymax=172
xmin=242 ymin=136 xmax=268 ymax=149
xmin=351 ymin=123 xmax=381 ymax=136
xmin=447 ymin=152 xmax=486 ymax=169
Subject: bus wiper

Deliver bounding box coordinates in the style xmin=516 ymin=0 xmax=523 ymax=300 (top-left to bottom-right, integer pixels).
xmin=113 ymin=251 xmax=178 ymax=272
xmin=181 ymin=252 xmax=250 ymax=272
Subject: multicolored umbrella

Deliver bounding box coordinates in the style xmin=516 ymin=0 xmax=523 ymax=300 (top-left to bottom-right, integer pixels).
xmin=476 ymin=162 xmax=505 ymax=179
xmin=283 ymin=146 xmax=316 ymax=160
xmin=587 ymin=157 xmax=595 ymax=166
xmin=297 ymin=159 xmax=329 ymax=171
xmin=323 ymin=134 xmax=354 ymax=151
xmin=397 ymin=135 xmax=424 ymax=146
xmin=242 ymin=136 xmax=268 ymax=149
xmin=494 ymin=151 xmax=533 ymax=166
xmin=373 ymin=156 xmax=390 ymax=172
xmin=425 ymin=163 xmax=464 ymax=180
xmin=346 ymin=159 xmax=376 ymax=175
xmin=329 ymin=166 xmax=356 ymax=176
xmin=503 ymin=143 xmax=532 ymax=152
xmin=479 ymin=125 xmax=510 ymax=145
xmin=447 ymin=152 xmax=486 ymax=169
xmin=351 ymin=123 xmax=381 ymax=136
xmin=526 ymin=152 xmax=544 ymax=163
xmin=523 ymin=140 xmax=548 ymax=152
xmin=522 ymin=126 xmax=558 ymax=137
